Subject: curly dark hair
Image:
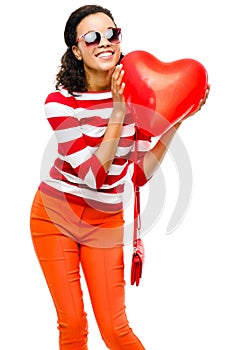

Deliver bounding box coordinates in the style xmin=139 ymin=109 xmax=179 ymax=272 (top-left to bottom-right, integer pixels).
xmin=55 ymin=5 xmax=123 ymax=95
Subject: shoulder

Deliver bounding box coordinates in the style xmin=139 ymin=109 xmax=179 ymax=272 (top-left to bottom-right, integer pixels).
xmin=45 ymin=88 xmax=77 ymax=108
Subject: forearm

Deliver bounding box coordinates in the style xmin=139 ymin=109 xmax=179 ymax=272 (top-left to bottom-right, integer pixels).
xmin=95 ymin=64 xmax=126 ymax=173
xmin=143 ymin=122 xmax=181 ymax=180
xmin=95 ymin=111 xmax=125 ymax=172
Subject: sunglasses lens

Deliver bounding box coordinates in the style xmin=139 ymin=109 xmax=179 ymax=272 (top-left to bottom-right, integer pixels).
xmin=105 ymin=28 xmax=122 ymax=44
xmin=84 ymin=31 xmax=101 ymax=46
xmin=80 ymin=28 xmax=122 ymax=47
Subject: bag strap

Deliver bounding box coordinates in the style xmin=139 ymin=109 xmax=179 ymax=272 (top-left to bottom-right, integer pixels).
xmin=133 ymin=184 xmax=141 ymax=245
xmin=133 ymin=128 xmax=141 ymax=250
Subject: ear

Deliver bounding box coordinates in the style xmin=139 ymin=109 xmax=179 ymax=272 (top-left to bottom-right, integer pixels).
xmin=72 ymin=45 xmax=83 ymax=61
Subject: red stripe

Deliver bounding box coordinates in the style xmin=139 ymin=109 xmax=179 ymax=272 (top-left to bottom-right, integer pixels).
xmin=128 ymin=150 xmax=147 ymax=162
xmin=54 ymin=159 xmax=77 ymax=175
xmin=118 ymin=137 xmax=134 ymax=148
xmin=80 ymin=116 xmax=108 ymax=127
xmin=131 ymin=158 xmax=148 ymax=186
xmin=48 ymin=116 xmax=80 ymax=130
xmin=75 ymin=155 xmax=107 ymax=188
xmin=112 ymin=157 xmax=128 ymax=166
xmin=39 ymin=182 xmax=123 ymax=212
xmin=45 ymin=91 xmax=77 ymax=108
xmin=54 ymin=158 xmax=106 ymax=188
xmin=104 ymin=167 xmax=128 ymax=186
xmin=49 ymin=166 xmax=69 ymax=181
xmin=74 ymin=98 xmax=113 ymax=109
xmin=58 ymin=137 xmax=87 ymax=155
xmin=53 ymin=158 xmax=106 ymax=190
xmin=136 ymin=127 xmax=152 ymax=141
xmin=124 ymin=113 xmax=135 ymax=124
xmin=79 ymin=113 xmax=134 ymax=127
xmin=83 ymin=134 xmax=102 ymax=147
xmin=49 ymin=166 xmax=125 ymax=196
xmin=53 ymin=158 xmax=129 ymax=184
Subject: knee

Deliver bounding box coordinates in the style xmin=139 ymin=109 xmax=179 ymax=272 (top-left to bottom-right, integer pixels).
xmin=58 ymin=311 xmax=88 ymax=347
xmin=99 ymin=320 xmax=133 ymax=348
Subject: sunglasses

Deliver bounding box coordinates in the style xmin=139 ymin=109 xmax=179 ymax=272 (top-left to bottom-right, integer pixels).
xmin=77 ymin=27 xmax=122 ymax=47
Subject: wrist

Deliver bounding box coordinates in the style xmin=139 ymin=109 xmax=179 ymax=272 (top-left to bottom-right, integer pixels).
xmin=109 ymin=112 xmax=125 ymax=124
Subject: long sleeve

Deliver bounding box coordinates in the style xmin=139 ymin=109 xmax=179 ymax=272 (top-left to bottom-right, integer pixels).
xmin=45 ymin=91 xmax=108 ymax=189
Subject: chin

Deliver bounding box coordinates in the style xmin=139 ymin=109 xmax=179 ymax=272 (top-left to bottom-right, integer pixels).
xmin=98 ymin=60 xmax=118 ymax=71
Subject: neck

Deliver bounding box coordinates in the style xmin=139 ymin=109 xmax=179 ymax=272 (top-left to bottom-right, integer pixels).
xmin=85 ymin=67 xmax=114 ymax=91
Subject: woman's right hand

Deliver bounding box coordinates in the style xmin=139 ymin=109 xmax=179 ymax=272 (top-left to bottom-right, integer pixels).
xmin=110 ymin=64 xmax=126 ymax=120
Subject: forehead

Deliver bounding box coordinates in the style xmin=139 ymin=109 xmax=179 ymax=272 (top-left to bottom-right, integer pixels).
xmin=76 ymin=12 xmax=115 ymax=35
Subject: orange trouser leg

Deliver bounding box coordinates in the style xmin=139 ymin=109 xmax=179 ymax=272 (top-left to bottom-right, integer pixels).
xmin=31 ymin=232 xmax=89 ymax=350
xmin=30 ymin=190 xmax=145 ymax=349
xmin=80 ymin=245 xmax=145 ymax=350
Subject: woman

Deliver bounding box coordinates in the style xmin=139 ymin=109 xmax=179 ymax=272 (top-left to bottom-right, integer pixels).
xmin=30 ymin=4 xmax=206 ymax=349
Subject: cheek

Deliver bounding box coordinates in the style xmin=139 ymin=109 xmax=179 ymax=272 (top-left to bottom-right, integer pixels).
xmin=115 ymin=47 xmax=122 ymax=62
xmin=81 ymin=49 xmax=95 ymax=63
xmin=78 ymin=43 xmax=94 ymax=60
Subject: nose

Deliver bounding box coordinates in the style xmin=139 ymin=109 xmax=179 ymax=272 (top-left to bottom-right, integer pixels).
xmin=98 ymin=34 xmax=111 ymax=47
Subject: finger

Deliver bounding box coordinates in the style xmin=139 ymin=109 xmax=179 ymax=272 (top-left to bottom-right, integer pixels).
xmin=111 ymin=65 xmax=122 ymax=89
xmin=112 ymin=64 xmax=123 ymax=80
xmin=113 ymin=68 xmax=125 ymax=86
xmin=205 ymin=85 xmax=210 ymax=99
xmin=118 ymin=82 xmax=125 ymax=96
xmin=202 ymin=89 xmax=210 ymax=105
xmin=112 ymin=68 xmax=125 ymax=94
xmin=115 ymin=69 xmax=125 ymax=87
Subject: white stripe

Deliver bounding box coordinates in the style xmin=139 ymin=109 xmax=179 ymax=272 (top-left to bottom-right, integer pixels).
xmin=115 ymin=146 xmax=133 ymax=157
xmin=108 ymin=162 xmax=128 ymax=176
xmin=80 ymin=124 xmax=106 ymax=137
xmin=45 ymin=102 xmax=75 ymax=118
xmin=75 ymin=107 xmax=112 ymax=120
xmin=121 ymin=124 xmax=135 ymax=137
xmin=74 ymin=91 xmax=112 ymax=101
xmin=138 ymin=140 xmax=152 ymax=152
xmin=44 ymin=176 xmax=123 ymax=204
xmin=54 ymin=167 xmax=84 ymax=184
xmin=101 ymin=172 xmax=128 ymax=189
xmin=59 ymin=88 xmax=112 ymax=101
xmin=55 ymin=126 xmax=81 ymax=143
xmin=55 ymin=165 xmax=128 ymax=189
xmin=58 ymin=143 xmax=133 ymax=168
xmin=79 ymin=122 xmax=135 ymax=138
xmin=84 ymin=168 xmax=97 ymax=189
xmin=59 ymin=89 xmax=73 ymax=98
xmin=132 ymin=140 xmax=152 ymax=152
xmin=59 ymin=146 xmax=97 ymax=168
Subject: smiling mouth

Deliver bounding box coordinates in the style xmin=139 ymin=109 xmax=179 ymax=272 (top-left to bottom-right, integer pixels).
xmin=96 ymin=51 xmax=114 ymax=58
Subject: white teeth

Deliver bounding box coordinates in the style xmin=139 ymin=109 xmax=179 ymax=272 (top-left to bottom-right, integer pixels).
xmin=97 ymin=52 xmax=113 ymax=58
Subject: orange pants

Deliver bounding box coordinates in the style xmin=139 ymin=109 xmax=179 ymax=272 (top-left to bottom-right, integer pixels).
xmin=30 ymin=191 xmax=145 ymax=349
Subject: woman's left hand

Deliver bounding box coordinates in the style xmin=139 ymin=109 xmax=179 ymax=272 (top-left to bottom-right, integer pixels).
xmin=181 ymin=84 xmax=210 ymax=122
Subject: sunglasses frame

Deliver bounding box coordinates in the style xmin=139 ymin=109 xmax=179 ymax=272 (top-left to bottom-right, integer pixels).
xmin=77 ymin=27 xmax=122 ymax=47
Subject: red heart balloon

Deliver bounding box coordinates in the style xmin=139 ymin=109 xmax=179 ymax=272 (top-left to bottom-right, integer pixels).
xmin=122 ymin=50 xmax=209 ymax=136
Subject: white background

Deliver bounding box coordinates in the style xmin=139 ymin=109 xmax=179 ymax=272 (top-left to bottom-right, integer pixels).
xmin=1 ymin=0 xmax=233 ymax=349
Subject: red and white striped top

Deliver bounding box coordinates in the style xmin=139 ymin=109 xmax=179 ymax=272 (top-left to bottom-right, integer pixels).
xmin=39 ymin=88 xmax=152 ymax=211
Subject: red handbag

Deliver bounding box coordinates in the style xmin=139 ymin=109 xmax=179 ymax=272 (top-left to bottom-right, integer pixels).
xmin=130 ymin=184 xmax=145 ymax=286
